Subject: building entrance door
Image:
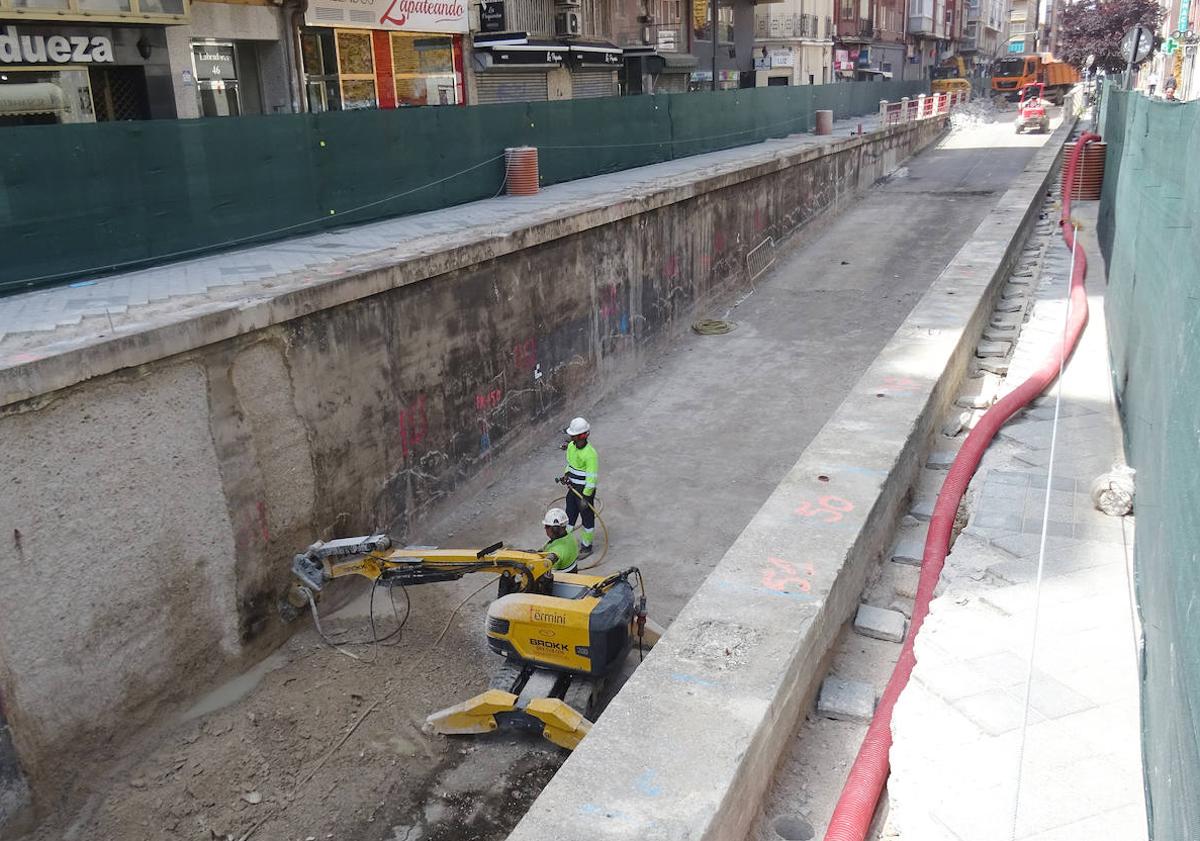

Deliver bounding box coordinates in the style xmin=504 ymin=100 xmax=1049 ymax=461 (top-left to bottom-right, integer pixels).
xmin=88 ymin=66 xmax=151 ymax=121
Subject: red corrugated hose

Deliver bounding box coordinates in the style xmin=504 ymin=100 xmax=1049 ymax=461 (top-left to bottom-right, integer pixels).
xmin=822 ymin=130 xmax=1103 ymax=841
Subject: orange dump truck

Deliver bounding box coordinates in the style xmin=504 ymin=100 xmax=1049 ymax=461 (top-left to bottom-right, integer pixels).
xmin=991 ymin=54 xmax=1079 ymax=102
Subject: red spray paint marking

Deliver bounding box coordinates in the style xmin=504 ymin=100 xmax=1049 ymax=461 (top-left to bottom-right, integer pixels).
xmin=600 ymin=284 xmax=621 ymax=318
xmin=762 ymin=556 xmax=814 ymax=593
xmin=663 ymin=254 xmax=680 ymax=280
xmin=794 ymin=495 xmax=855 ymax=524
xmin=256 ymin=500 xmax=270 ymax=543
xmin=475 ymin=389 xmax=503 ymax=411
xmin=513 ymin=338 xmax=538 ymax=372
xmin=399 ymin=394 xmax=428 ymax=458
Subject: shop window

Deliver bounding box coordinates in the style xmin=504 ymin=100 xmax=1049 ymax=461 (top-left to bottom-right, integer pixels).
xmin=0 ymin=67 xmax=94 ymax=126
xmin=76 ymin=0 xmax=133 ymax=11
xmin=390 ymin=33 xmax=457 ymax=106
xmin=10 ymin=0 xmax=72 ymax=9
xmin=335 ymin=29 xmax=377 ymax=110
xmin=301 ymin=30 xmax=341 ymax=113
xmin=138 ymin=0 xmax=184 ymax=13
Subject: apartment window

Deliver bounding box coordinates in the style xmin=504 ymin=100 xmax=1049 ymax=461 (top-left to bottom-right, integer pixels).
xmin=657 ymin=0 xmax=683 ymax=50
xmin=693 ymin=0 xmax=734 ymax=43
xmin=581 ymin=0 xmax=612 ymax=38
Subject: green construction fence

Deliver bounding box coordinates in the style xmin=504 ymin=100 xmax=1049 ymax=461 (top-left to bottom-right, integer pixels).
xmin=1097 ymin=84 xmax=1200 ymax=841
xmin=0 ymin=80 xmax=927 ymax=295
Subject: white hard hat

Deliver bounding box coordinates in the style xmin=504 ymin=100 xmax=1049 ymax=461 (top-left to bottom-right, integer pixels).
xmin=565 ymin=417 xmax=590 ymax=436
xmin=543 ymin=507 xmax=569 ymax=527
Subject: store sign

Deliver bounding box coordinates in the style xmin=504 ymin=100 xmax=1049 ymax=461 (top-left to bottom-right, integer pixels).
xmin=480 ymin=0 xmax=505 ymax=32
xmin=0 ymin=26 xmax=114 ymax=65
xmin=192 ymin=44 xmax=235 ymax=81
xmin=305 ymin=0 xmax=468 ymax=33
xmin=490 ymin=48 xmax=565 ymax=65
xmin=768 ymin=48 xmax=793 ymax=68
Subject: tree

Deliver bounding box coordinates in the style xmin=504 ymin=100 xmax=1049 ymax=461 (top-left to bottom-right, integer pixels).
xmin=1057 ymin=0 xmax=1165 ymax=72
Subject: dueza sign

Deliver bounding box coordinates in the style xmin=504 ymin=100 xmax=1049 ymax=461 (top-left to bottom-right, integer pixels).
xmin=0 ymin=26 xmax=115 ymax=65
xmin=304 ymin=0 xmax=468 ymax=33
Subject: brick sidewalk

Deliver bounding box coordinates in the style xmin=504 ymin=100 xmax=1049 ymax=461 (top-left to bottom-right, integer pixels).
xmin=885 ymin=197 xmax=1146 ymax=840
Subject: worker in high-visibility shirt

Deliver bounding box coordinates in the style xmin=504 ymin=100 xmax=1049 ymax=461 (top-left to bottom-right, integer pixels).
xmin=540 ymin=507 xmax=580 ymax=573
xmin=561 ymin=416 xmax=598 ymax=558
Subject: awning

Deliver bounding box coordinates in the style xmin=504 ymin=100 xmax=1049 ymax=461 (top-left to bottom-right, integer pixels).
xmin=568 ymin=40 xmax=623 ymax=66
xmin=0 ymin=82 xmax=65 ymax=117
xmin=857 ymin=68 xmax=894 ymax=79
xmin=472 ymin=35 xmax=569 ymax=68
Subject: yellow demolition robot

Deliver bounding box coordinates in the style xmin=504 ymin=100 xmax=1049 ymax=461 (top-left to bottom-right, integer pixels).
xmin=289 ymin=535 xmax=649 ymax=750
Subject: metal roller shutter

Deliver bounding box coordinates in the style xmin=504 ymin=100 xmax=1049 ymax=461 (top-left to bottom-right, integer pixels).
xmin=475 ymin=71 xmax=549 ymax=103
xmin=570 ymin=69 xmax=617 ymax=99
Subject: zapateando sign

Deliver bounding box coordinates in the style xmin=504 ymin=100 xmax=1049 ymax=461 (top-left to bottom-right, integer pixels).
xmin=304 ymin=0 xmax=468 ymax=33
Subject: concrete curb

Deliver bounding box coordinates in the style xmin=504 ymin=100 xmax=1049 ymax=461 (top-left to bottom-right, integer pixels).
xmin=0 ymin=118 xmax=937 ymax=409
xmin=506 ymin=114 xmax=1079 ymax=841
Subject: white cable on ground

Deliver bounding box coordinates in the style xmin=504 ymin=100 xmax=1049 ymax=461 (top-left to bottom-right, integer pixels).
xmin=1009 ymin=217 xmax=1080 ymax=841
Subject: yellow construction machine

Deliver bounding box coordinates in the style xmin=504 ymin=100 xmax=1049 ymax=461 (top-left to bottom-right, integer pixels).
xmin=288 ymin=535 xmax=650 ymax=750
xmin=931 ymin=55 xmax=972 ymax=97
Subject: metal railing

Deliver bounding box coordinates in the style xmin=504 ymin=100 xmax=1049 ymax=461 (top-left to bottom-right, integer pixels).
xmin=878 ymin=90 xmax=967 ymax=126
xmin=756 ymin=12 xmax=824 ymax=38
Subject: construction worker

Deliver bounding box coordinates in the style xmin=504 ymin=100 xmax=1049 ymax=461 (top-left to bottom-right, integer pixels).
xmin=540 ymin=507 xmax=579 ymax=573
xmin=561 ymin=416 xmax=598 ymax=558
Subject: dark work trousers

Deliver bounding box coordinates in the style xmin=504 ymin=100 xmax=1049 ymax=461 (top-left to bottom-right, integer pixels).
xmin=565 ymin=486 xmax=596 ymax=546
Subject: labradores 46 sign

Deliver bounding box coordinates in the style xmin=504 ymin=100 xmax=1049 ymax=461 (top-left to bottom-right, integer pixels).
xmin=0 ymin=26 xmax=115 ymax=65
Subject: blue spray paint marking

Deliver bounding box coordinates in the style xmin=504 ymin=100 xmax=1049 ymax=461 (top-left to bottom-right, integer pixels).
xmin=68 ymin=280 xmax=96 ymax=288
xmin=579 ymin=803 xmax=634 ymax=821
xmin=633 ymin=769 xmax=662 ymax=797
xmin=671 ymin=672 xmax=718 ymax=688
xmin=620 ymin=312 xmax=630 ymax=334
xmin=479 ymin=430 xmax=491 ymax=453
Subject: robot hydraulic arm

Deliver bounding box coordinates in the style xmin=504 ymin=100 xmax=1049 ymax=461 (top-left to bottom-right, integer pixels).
xmin=291 ymin=535 xmax=556 ymax=595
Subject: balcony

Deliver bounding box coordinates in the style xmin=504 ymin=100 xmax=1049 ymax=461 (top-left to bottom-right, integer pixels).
xmin=908 ymin=14 xmax=940 ymax=36
xmin=755 ymin=11 xmax=825 ymax=39
xmin=835 ymin=16 xmax=872 ymax=41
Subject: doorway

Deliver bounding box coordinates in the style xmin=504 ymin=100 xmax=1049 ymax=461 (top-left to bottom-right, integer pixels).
xmin=88 ymin=66 xmax=151 ymax=121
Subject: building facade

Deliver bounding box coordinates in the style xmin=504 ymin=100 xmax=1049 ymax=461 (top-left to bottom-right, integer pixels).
xmin=960 ymin=0 xmax=1005 ymax=72
xmin=752 ymin=0 xmax=835 ymax=86
xmin=0 ymin=0 xmax=187 ymax=125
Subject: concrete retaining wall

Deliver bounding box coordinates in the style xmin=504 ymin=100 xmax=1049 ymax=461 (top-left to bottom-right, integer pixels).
xmin=0 ymin=116 xmax=945 ymax=824
xmin=506 ymin=112 xmax=1077 ymax=841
